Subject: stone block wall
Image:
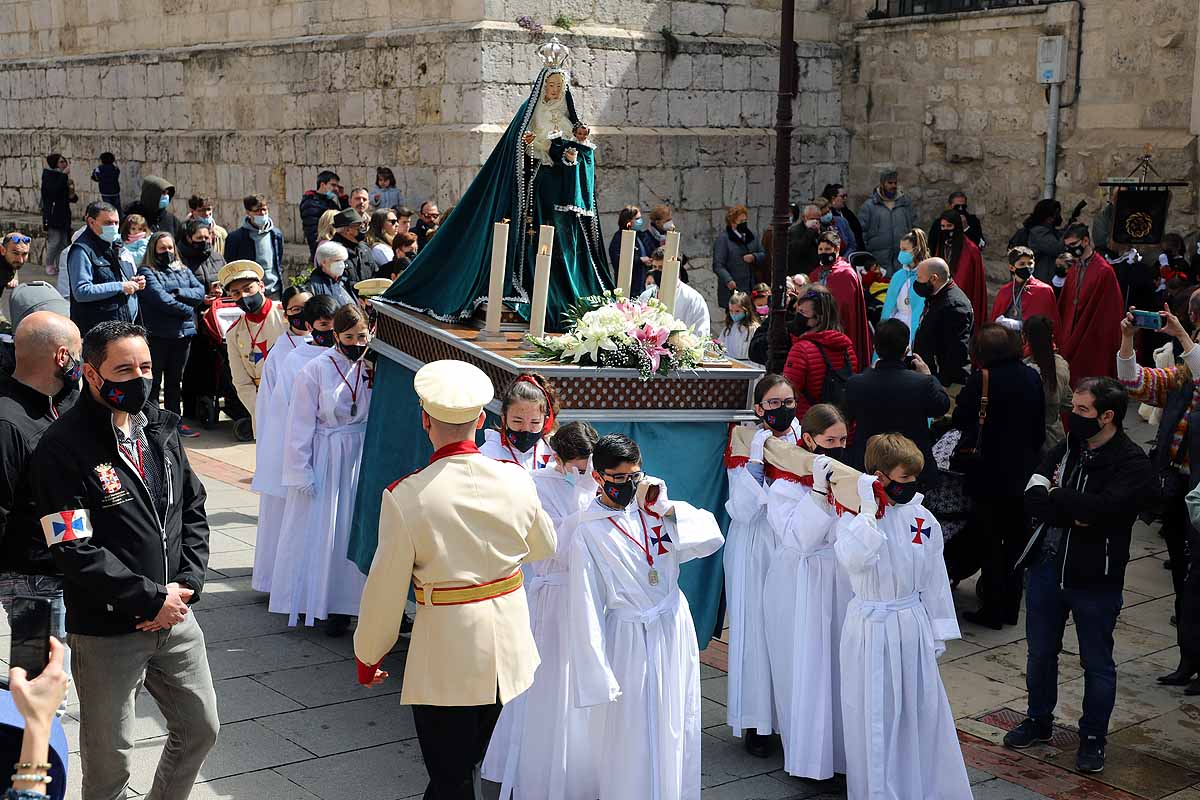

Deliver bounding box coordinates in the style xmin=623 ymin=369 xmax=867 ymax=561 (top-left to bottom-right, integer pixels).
xmin=0 ymin=19 xmax=849 ymax=298
xmin=842 ymin=0 xmax=1199 ymax=279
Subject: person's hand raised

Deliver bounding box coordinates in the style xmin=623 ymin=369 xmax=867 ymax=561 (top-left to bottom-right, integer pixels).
xmin=9 ymin=637 xmax=69 ymax=731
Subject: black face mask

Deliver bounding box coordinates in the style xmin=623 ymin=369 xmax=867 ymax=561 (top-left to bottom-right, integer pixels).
xmin=1054 ymin=262 xmax=1070 ymax=278
xmin=788 ymin=314 xmax=811 ymax=336
xmin=154 ymin=251 xmax=174 ymax=269
xmin=953 ymin=204 xmax=968 ymax=214
xmin=287 ymin=312 xmax=308 ymax=331
xmin=193 ymin=240 xmax=212 ymax=257
xmin=311 ymin=328 xmax=335 ymax=347
xmin=812 ymin=444 xmax=846 ymax=462
xmin=338 ymin=343 xmax=367 ymax=361
xmin=237 ymin=292 xmax=265 ymax=314
xmin=1052 ymin=214 xmax=1064 ymax=228
xmin=602 ymin=478 xmax=637 ymax=508
xmin=818 ymin=252 xmax=836 ymax=267
xmin=506 ymin=428 xmax=542 ymax=453
xmin=1066 ymin=244 xmax=1085 ymax=258
xmin=912 ymin=280 xmax=934 ymax=298
xmin=1013 ymin=267 xmax=1032 ymax=282
xmin=98 ymin=375 xmax=151 ymax=413
xmin=60 ymin=354 xmax=83 ymax=383
xmin=1067 ymin=411 xmax=1102 ymax=442
xmin=884 ymin=479 xmax=919 ymax=506
xmin=356 ymin=229 xmax=366 ymax=242
xmin=760 ymin=405 xmax=795 ymax=433
xmin=736 ymin=222 xmax=750 ymax=235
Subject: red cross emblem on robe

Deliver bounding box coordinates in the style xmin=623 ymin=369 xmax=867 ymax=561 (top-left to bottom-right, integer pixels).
xmin=911 ymin=517 xmax=930 ymax=545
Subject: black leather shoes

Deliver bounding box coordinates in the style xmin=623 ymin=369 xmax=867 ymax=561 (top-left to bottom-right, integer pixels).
xmin=325 ymin=613 xmax=352 ymax=638
xmin=743 ymin=731 xmax=772 ymax=758
xmin=1185 ymin=677 xmax=1200 ymax=696
xmin=963 ymin=609 xmax=1003 ymax=631
xmin=1157 ymin=664 xmax=1197 ymax=686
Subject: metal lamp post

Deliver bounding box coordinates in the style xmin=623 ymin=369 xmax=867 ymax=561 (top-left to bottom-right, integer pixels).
xmin=767 ymin=0 xmax=796 ymax=375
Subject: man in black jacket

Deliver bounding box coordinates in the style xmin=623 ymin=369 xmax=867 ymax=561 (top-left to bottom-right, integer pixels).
xmin=0 ymin=312 xmax=81 ymax=666
xmin=40 ymin=153 xmax=76 ymax=272
xmin=1005 ymin=376 xmax=1152 ymax=774
xmin=124 ymin=175 xmax=180 ymax=238
xmin=300 ymin=170 xmax=344 ymax=255
xmin=32 ymin=321 xmax=218 ymax=798
xmin=913 ymin=257 xmax=974 ymax=393
xmin=331 ymin=207 xmax=373 ymax=284
xmin=845 ymin=318 xmax=949 ymax=481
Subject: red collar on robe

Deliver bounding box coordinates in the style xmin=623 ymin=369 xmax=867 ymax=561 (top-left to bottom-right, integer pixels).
xmin=990 ymin=277 xmax=1059 ymax=325
xmin=430 ymin=440 xmax=481 ymax=464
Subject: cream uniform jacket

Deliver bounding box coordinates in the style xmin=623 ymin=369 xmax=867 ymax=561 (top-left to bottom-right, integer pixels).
xmin=355 ymin=440 xmax=557 ymax=706
xmin=226 ymin=299 xmax=288 ymax=429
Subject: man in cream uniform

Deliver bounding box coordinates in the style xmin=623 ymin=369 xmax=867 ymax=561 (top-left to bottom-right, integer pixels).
xmin=355 ymin=359 xmax=556 ymax=800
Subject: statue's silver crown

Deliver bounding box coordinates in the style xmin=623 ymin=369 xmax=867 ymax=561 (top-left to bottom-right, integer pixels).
xmin=538 ymin=37 xmax=570 ymax=69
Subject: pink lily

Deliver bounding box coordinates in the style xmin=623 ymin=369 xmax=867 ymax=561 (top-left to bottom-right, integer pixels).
xmin=633 ymin=323 xmax=671 ymax=373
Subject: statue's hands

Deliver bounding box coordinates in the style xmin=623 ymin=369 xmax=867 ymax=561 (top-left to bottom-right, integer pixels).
xmin=574 ymin=125 xmax=589 ymax=142
xmin=563 ymin=149 xmax=578 ymax=164
xmin=522 ymin=132 xmax=536 ymax=146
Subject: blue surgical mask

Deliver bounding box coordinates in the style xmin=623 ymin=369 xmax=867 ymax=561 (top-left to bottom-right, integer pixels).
xmin=821 ymin=212 xmax=833 ymax=224
xmin=252 ymin=213 xmax=270 ymax=229
xmin=124 ymin=237 xmax=148 ymax=259
xmin=200 ymin=216 xmax=215 ymax=227
xmin=100 ymin=224 xmax=121 ymax=243
xmin=158 ymin=194 xmax=170 ymax=210
xmin=325 ymin=190 xmax=338 ymax=202
xmin=897 ymin=250 xmax=915 ymax=267
xmin=730 ymin=311 xmax=746 ymax=322
xmin=631 ymin=216 xmax=647 ymax=232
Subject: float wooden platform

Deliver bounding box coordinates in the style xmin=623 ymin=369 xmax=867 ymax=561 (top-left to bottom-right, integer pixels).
xmin=372 ymin=300 xmax=763 ymax=422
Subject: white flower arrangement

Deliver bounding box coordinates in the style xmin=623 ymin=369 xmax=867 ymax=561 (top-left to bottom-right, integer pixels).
xmin=524 ymin=290 xmax=722 ymax=380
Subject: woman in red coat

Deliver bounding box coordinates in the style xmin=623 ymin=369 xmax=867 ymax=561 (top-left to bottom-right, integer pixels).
xmin=931 ymin=211 xmax=987 ymax=325
xmin=782 ymin=284 xmax=859 ymax=419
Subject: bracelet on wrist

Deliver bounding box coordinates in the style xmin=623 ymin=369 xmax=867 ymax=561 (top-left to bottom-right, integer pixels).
xmin=13 ymin=763 xmax=51 ymax=771
xmin=11 ymin=773 xmax=52 ymax=784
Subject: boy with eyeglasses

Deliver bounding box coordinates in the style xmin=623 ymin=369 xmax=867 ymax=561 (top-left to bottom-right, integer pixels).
xmin=567 ymin=433 xmax=724 ymax=800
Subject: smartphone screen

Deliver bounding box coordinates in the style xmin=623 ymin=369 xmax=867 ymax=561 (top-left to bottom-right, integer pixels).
xmin=1131 ymin=310 xmax=1164 ymax=330
xmin=9 ymin=596 xmax=52 ymax=679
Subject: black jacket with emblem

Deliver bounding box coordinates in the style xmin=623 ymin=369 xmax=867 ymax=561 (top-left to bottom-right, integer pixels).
xmin=31 ymin=388 xmax=209 ymax=635
xmin=0 ymin=376 xmax=78 ymax=576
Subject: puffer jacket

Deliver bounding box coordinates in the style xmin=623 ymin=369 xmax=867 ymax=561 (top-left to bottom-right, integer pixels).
xmin=782 ymin=328 xmax=858 ymax=419
xmin=300 ymin=189 xmax=343 ymax=254
xmin=177 ymin=239 xmax=226 ymax=292
xmin=137 ymin=263 xmax=206 ymax=339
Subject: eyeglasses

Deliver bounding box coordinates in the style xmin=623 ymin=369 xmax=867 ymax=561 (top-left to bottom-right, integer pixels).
xmin=4 ymin=235 xmax=31 ymax=245
xmin=759 ymin=398 xmax=797 ymax=410
xmin=600 ymin=470 xmax=643 ymax=485
xmin=385 ymin=217 xmax=398 ymax=224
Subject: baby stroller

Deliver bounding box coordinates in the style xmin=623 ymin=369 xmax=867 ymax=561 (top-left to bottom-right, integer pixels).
xmin=187 ymin=297 xmax=254 ymax=442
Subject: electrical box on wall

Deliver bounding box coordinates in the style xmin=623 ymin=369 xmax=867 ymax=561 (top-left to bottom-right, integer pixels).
xmin=1037 ymin=35 xmax=1067 ymax=84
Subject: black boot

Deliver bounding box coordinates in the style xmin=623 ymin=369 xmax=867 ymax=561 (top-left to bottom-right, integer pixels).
xmin=1185 ymin=676 xmax=1200 ymax=696
xmin=1157 ymin=660 xmax=1197 ymax=686
xmin=325 ymin=613 xmax=352 ymax=638
xmin=743 ymin=731 xmax=771 ymax=758
xmin=963 ymin=609 xmax=1003 ymax=631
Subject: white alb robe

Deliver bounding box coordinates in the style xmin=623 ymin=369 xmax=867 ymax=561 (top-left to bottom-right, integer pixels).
xmin=481 ymin=468 xmax=601 ymax=799
xmin=834 ymin=496 xmax=971 ymax=800
xmin=764 ymin=483 xmax=852 ymax=779
xmin=249 ymin=331 xmax=309 ymax=593
xmin=480 ymin=428 xmax=554 ymax=471
xmin=268 ymin=350 xmax=371 ymax=625
xmin=569 ymin=495 xmax=724 ymax=800
xmin=639 ymin=282 xmax=711 ymax=339
xmin=721 ymin=422 xmax=799 ymax=736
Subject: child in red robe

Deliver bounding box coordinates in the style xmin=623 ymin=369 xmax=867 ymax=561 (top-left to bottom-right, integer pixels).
xmin=931 ymin=212 xmax=987 ymax=325
xmin=808 ymin=231 xmax=872 ymax=369
xmin=1057 ymin=225 xmax=1124 ymax=387
xmin=990 ymin=246 xmax=1060 ymax=330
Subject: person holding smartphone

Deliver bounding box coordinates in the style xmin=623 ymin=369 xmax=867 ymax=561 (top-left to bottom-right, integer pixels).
xmin=7 ymin=636 xmax=71 ymax=799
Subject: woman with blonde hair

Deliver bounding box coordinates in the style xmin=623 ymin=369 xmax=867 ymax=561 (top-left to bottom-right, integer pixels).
xmin=313 ymin=208 xmax=339 ymax=266
xmin=879 ymin=227 xmax=930 ymax=348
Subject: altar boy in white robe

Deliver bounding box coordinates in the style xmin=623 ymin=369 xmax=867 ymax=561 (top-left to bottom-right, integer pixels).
xmin=835 ymin=433 xmax=971 ymax=800
xmin=568 ymin=434 xmax=724 ymax=800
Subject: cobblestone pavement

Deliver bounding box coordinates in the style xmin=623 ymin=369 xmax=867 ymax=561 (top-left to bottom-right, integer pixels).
xmin=3 ymin=416 xmax=1197 ymax=799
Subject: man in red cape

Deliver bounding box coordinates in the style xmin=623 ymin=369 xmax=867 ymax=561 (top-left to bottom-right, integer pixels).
xmin=808 ymin=230 xmax=872 ymax=368
xmin=931 ymin=211 xmax=987 ymax=325
xmin=1058 ymin=224 xmax=1123 ymax=387
xmin=990 ymin=245 xmax=1060 ymax=328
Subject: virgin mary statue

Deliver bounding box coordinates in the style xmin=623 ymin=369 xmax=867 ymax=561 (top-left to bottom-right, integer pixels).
xmin=382 ymin=37 xmax=613 ymax=331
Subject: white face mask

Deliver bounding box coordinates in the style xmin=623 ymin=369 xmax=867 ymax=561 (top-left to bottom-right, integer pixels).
xmin=662 ymin=220 xmax=676 ymax=232
xmin=324 ymin=260 xmax=346 ymax=279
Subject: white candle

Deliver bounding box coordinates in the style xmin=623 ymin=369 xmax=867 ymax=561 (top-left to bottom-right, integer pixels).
xmin=658 ymin=257 xmax=681 ymax=315
xmin=617 ymin=229 xmax=636 ymax=298
xmin=481 ymin=221 xmax=509 ymax=339
xmin=664 ymin=230 xmax=681 ymax=263
xmin=529 ymin=224 xmax=555 ymax=339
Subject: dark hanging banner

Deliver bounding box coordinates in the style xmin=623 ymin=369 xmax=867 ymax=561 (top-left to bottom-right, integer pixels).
xmin=1109 ymin=186 xmax=1171 ymax=246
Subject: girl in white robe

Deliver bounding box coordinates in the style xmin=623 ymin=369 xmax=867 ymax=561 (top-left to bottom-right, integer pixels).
xmin=479 ymin=373 xmax=558 ymax=470
xmin=722 ymin=374 xmax=802 ymax=753
xmin=268 ymin=303 xmax=372 ymax=633
xmin=764 ymin=403 xmax=853 ymax=779
xmin=569 ymin=434 xmax=725 ymax=800
xmin=250 ymin=288 xmax=311 ymax=592
xmin=482 ymin=421 xmax=604 ymax=799
xmin=835 ymin=434 xmax=971 ymax=800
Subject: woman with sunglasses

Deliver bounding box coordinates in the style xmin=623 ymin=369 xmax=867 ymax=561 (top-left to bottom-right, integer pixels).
xmin=721 ymin=373 xmax=803 ymax=758
xmin=366 ymin=209 xmax=401 ymax=270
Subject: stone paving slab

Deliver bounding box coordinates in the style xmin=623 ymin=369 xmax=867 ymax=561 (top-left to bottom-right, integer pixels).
xmin=256 ymin=694 xmax=417 ymax=757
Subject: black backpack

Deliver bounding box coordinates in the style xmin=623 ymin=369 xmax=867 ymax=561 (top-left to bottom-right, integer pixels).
xmin=802 ymin=342 xmax=852 ymax=411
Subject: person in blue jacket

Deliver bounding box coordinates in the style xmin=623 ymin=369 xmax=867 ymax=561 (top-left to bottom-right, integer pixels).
xmin=136 ymin=232 xmax=205 ymax=436
xmin=878 ymin=228 xmax=929 ymax=352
